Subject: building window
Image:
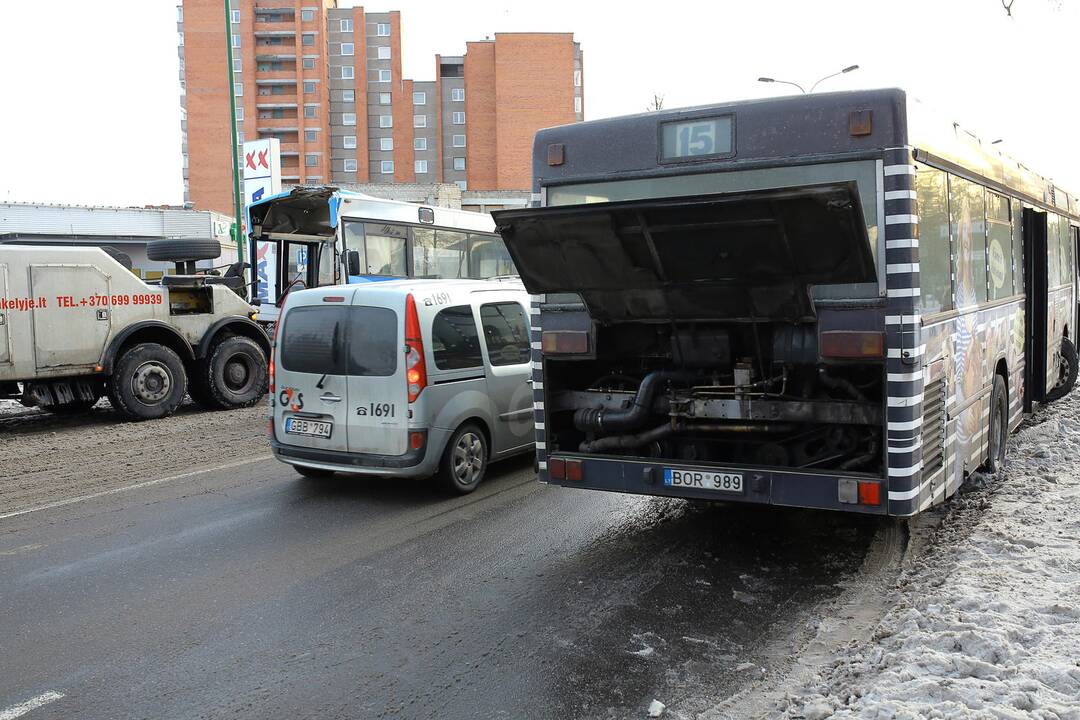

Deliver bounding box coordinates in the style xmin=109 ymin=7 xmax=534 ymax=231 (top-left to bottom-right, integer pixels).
xmin=377 ymin=46 xmax=391 ymax=60
xmin=413 ymin=114 xmax=426 ymax=128
xmin=341 ymin=66 xmax=354 ymax=79
xmin=236 ymin=131 xmax=244 ymax=144
xmin=452 ymin=111 xmax=465 ymax=125
xmin=342 ymin=89 xmax=354 ymax=102
xmin=453 ymin=157 xmax=466 ymax=171
xmin=340 ymin=42 xmax=354 ymax=56
xmin=302 ymin=33 xmax=315 ymax=46
xmin=305 ymin=129 xmax=317 ymax=142
xmin=301 ymin=8 xmax=314 ymax=21
xmin=413 ymin=91 xmax=426 ymax=105
xmin=451 ymin=87 xmax=465 ymax=102
xmin=452 ymin=134 xmax=466 ymax=147
xmin=305 ymin=154 xmax=319 ymax=167
xmin=455 ymin=180 xmax=467 ymax=191
xmin=376 ymin=23 xmax=390 ymax=36
xmin=234 ymin=82 xmax=243 ymax=97
xmin=574 ymin=70 xmax=582 ymax=87
xmin=379 ymin=92 xmax=391 ymax=104
xmin=344 ymin=159 xmax=357 ymax=172
xmin=177 ymin=6 xmax=183 ymax=22
xmin=343 ymin=135 xmax=357 ymax=149
xmin=178 ymin=32 xmax=185 ymax=46
xmin=574 ymin=97 xmax=582 ymax=113
xmin=381 ymin=160 xmax=394 ymax=174
xmin=414 ymin=137 xmax=427 ymax=151
xmin=231 ymin=34 xmax=241 ymax=48
xmin=303 ymin=81 xmax=316 ymax=94
xmin=303 ymin=57 xmax=315 ymax=69
xmin=235 ymin=107 xmax=243 ymax=120
xmin=379 ymin=115 xmax=392 ymax=128
xmin=232 ymin=57 xmax=241 ymax=72
xmin=231 ymin=9 xmax=240 ymax=23
xmin=342 ymin=112 xmax=356 ymax=126
xmin=415 ymin=160 xmax=428 ymax=174
xmin=379 ymin=137 xmax=393 ymax=151
xmin=378 ymin=69 xmax=391 ymax=82
xmin=304 ymin=105 xmax=316 ymax=118
xmin=340 ymin=18 xmax=353 ymax=32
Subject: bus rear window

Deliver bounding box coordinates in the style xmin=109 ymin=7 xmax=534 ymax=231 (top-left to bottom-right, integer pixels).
xmin=281 ymin=305 xmax=398 ymax=376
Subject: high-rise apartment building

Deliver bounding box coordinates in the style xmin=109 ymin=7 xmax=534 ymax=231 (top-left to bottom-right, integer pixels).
xmin=178 ymin=1 xmax=583 ymax=214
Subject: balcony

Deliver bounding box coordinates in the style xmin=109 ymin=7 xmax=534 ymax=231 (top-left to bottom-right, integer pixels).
xmin=278 ymin=143 xmax=300 ymax=155
xmin=253 ymin=24 xmax=294 ymax=36
xmin=256 ymin=99 xmax=298 ymax=109
xmin=254 ymin=71 xmax=297 ymax=82
xmin=255 ymin=53 xmax=296 ymax=62
xmin=257 ymin=126 xmax=299 ymax=135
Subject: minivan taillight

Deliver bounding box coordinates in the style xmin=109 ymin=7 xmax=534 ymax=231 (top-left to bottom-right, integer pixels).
xmin=405 ymin=293 xmax=428 ymax=402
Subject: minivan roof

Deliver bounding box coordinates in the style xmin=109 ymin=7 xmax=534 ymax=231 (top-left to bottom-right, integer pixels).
xmin=284 ymin=277 xmax=525 ymax=304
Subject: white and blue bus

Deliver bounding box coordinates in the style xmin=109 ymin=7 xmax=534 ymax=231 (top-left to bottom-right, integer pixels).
xmin=494 ymin=88 xmax=1079 ymax=517
xmin=246 ymin=187 xmax=515 ymax=328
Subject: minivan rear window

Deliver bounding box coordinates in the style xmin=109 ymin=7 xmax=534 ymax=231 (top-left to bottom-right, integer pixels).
xmin=280 ymin=305 xmax=398 ymax=376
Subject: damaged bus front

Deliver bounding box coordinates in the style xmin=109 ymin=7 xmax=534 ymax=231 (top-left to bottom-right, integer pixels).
xmin=495 ymin=91 xmax=907 ymax=515
xmin=247 ymin=187 xmax=515 ymax=330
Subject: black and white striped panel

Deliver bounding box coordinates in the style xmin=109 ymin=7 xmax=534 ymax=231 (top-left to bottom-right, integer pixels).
xmin=529 ymin=295 xmax=548 ymax=479
xmin=882 ymin=147 xmax=924 ymax=517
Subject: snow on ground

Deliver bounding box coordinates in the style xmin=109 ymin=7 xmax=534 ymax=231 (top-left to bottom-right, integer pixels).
xmin=785 ymin=392 xmax=1080 ymax=719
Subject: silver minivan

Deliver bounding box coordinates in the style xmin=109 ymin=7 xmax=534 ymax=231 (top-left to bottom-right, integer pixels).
xmin=269 ymin=278 xmax=535 ymax=493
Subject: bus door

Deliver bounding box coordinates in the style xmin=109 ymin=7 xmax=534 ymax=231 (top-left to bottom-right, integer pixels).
xmin=1022 ymin=207 xmax=1048 ymax=409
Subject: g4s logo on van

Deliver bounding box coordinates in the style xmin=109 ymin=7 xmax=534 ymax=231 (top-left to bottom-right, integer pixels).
xmin=278 ymin=387 xmax=304 ymax=412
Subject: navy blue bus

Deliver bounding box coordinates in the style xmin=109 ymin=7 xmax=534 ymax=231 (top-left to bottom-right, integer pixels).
xmin=494 ymin=88 xmax=1079 ymax=516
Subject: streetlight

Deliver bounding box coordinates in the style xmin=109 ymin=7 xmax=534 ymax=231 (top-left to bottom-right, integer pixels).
xmin=758 ymin=65 xmax=860 ymax=94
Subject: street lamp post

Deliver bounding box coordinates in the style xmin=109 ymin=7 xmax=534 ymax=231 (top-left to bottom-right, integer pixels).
xmin=758 ymin=65 xmax=860 ymax=94
xmin=224 ymin=0 xmax=244 ymax=263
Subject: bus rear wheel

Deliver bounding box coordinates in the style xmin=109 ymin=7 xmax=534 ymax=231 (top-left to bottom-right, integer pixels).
xmin=1045 ymin=337 xmax=1078 ymax=402
xmin=985 ymin=374 xmax=1008 ymax=474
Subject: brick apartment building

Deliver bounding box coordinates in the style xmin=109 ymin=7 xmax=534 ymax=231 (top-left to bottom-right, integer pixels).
xmin=178 ymin=1 xmax=584 ymax=214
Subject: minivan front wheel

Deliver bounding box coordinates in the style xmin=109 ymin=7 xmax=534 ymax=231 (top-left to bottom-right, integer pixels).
xmin=439 ymin=423 xmax=488 ymax=495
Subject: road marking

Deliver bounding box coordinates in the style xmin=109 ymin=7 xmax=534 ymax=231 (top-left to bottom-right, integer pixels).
xmin=0 ymin=691 xmax=65 ymax=720
xmin=0 ymin=455 xmax=273 ymax=522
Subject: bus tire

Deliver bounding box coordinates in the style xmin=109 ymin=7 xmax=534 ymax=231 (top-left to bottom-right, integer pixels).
xmin=1045 ymin=337 xmax=1078 ymax=402
xmin=985 ymin=374 xmax=1008 ymax=473
xmin=205 ymin=336 xmax=268 ymax=409
xmin=108 ymin=343 xmax=188 ymax=420
xmin=438 ymin=423 xmax=488 ymax=495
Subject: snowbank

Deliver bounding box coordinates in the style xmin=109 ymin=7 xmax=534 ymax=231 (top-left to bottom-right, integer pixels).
xmin=786 ymin=392 xmax=1080 ymax=719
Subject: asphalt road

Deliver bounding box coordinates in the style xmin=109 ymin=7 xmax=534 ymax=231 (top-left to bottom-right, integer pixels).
xmin=1 ymin=450 xmax=882 ymax=720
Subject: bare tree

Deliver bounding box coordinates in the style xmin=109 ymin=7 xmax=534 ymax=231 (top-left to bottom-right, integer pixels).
xmin=647 ymin=93 xmax=664 ymax=112
xmin=1002 ymin=0 xmax=1015 ymax=15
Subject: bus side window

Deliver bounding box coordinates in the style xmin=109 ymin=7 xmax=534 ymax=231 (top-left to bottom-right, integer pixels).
xmin=948 ymin=175 xmax=987 ymax=306
xmin=1059 ymin=215 xmax=1073 ymax=287
xmin=987 ymin=191 xmax=1014 ymax=300
xmin=1047 ymin=213 xmax=1062 ymax=288
xmin=916 ymin=166 xmax=952 ymax=315
xmin=1011 ymin=198 xmax=1024 ymax=295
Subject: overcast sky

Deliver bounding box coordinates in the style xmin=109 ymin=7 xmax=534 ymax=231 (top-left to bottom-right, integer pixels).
xmin=0 ymin=0 xmax=1076 ymax=207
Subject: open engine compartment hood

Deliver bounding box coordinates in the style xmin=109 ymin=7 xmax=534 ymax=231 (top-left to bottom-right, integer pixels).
xmin=493 ymin=183 xmax=876 ymax=322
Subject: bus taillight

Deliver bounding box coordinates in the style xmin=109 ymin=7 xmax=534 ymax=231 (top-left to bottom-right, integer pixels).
xmin=820 ymin=331 xmax=885 ymax=359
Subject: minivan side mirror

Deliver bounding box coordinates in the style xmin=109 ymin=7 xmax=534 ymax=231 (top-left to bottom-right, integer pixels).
xmin=345 ymin=250 xmax=361 ymax=277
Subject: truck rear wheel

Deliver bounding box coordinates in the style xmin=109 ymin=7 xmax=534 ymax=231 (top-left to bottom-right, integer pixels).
xmin=108 ymin=343 xmax=188 ymax=420
xmin=203 ymin=336 xmax=267 ymax=409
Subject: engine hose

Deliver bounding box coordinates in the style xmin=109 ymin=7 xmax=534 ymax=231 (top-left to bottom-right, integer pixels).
xmin=573 ymin=370 xmax=699 ymax=434
xmin=579 ymin=423 xmax=673 ymax=453
xmin=817 ymin=368 xmax=867 ymax=402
